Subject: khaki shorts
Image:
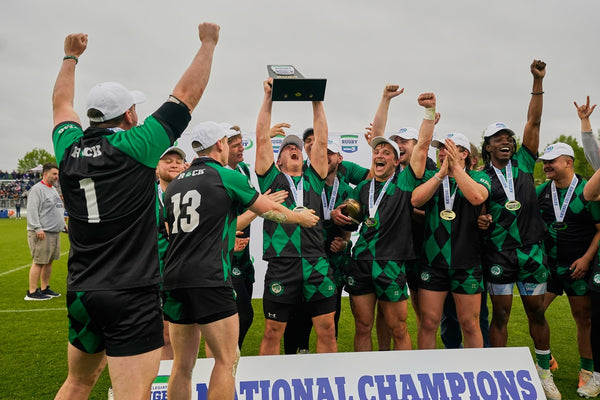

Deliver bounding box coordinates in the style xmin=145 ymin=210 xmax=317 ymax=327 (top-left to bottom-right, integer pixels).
xmin=28 ymin=231 xmax=60 ymax=264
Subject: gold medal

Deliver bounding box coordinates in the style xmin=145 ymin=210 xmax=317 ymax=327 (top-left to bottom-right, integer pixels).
xmin=505 ymin=200 xmax=521 ymax=211
xmin=552 ymin=221 xmax=567 ymax=231
xmin=440 ymin=210 xmax=456 ymax=221
xmin=364 ymin=218 xmax=378 ymax=228
xmin=293 ymin=206 xmax=307 ymax=212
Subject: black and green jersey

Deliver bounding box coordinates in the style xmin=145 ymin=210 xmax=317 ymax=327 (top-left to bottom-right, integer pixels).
xmin=230 ymin=161 xmax=255 ymax=281
xmin=339 ymin=160 xmax=369 ymax=186
xmin=158 ymin=187 xmax=169 ymax=276
xmin=420 ymin=169 xmax=491 ymax=269
xmin=482 ymin=146 xmax=547 ymax=251
xmin=351 ymin=166 xmax=420 ymax=261
xmin=53 ymin=102 xmax=190 ymax=291
xmin=258 ymin=163 xmax=326 ymax=259
xmin=163 ymin=157 xmax=259 ymax=290
xmin=536 ymin=175 xmax=600 ymax=267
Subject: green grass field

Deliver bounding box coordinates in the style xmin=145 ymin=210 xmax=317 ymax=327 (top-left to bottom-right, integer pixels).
xmin=0 ymin=218 xmax=589 ymax=399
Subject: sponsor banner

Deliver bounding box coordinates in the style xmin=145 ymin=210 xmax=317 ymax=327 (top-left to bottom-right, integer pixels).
xmin=151 ymin=347 xmax=544 ymax=400
xmin=340 ymin=134 xmax=359 ymax=153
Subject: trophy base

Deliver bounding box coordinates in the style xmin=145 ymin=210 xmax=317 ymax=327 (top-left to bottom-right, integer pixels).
xmin=271 ymin=78 xmax=327 ymax=101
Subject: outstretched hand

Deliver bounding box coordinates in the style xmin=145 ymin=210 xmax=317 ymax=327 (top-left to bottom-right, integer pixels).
xmin=269 ymin=122 xmax=290 ymax=138
xmin=364 ymin=123 xmax=374 ymax=145
xmin=574 ymin=96 xmax=597 ymax=120
xmin=383 ymin=84 xmax=404 ymax=100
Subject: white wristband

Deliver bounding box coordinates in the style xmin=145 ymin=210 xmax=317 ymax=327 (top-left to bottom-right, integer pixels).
xmin=424 ymin=108 xmax=436 ymax=121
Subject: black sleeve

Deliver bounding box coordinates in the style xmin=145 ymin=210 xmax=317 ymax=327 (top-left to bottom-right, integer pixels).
xmin=152 ymin=101 xmax=192 ymax=143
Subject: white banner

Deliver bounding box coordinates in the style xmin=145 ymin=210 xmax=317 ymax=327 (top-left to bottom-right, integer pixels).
xmin=151 ymin=347 xmax=545 ymax=400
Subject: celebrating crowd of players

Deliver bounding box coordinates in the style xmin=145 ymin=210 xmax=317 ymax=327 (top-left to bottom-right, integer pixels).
xmin=48 ymin=22 xmax=600 ymax=400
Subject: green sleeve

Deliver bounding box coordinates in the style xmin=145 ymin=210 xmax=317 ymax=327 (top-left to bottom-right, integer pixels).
xmin=341 ymin=160 xmax=369 ymax=185
xmin=257 ymin=163 xmax=280 ymax=193
xmin=52 ymin=122 xmax=84 ymax=167
xmin=396 ymin=165 xmax=420 ymax=191
xmin=106 ymin=115 xmax=172 ymax=169
xmin=514 ymin=146 xmax=537 ymax=174
xmin=220 ymin=166 xmax=259 ymax=208
xmin=470 ymin=170 xmax=492 ymax=193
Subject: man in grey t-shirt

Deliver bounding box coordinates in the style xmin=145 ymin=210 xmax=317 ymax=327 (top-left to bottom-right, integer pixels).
xmin=25 ymin=163 xmax=65 ymax=300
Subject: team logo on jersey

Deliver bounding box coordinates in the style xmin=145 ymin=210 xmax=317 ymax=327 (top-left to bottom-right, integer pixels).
xmin=340 ymin=134 xmax=359 ymax=153
xmin=490 ymin=264 xmax=503 ymax=277
xmin=269 ymin=281 xmax=284 ymax=295
xmin=420 ymin=272 xmax=431 ymax=282
xmin=593 ymin=272 xmax=600 ymax=286
xmin=321 ymin=283 xmax=335 ymax=296
xmin=232 ymin=267 xmax=242 ymax=277
xmin=242 ymin=135 xmax=254 ymax=151
xmin=346 ymin=276 xmax=356 ymax=287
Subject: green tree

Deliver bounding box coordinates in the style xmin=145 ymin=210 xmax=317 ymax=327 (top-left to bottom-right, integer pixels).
xmin=17 ymin=148 xmax=56 ymax=172
xmin=534 ymin=135 xmax=595 ymax=184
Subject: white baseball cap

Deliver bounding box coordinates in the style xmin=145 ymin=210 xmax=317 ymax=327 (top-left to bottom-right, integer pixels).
xmin=483 ymin=122 xmax=516 ymax=138
xmin=160 ymin=146 xmax=186 ymax=160
xmin=221 ymin=123 xmax=242 ymax=139
xmin=432 ymin=133 xmax=471 ymax=151
xmin=327 ymin=139 xmax=342 ymax=154
xmin=390 ymin=127 xmax=418 ymax=141
xmin=538 ymin=142 xmax=575 ymax=161
xmin=371 ymin=136 xmax=400 ymax=158
xmin=190 ymin=121 xmax=228 ymax=152
xmin=86 ymin=82 xmax=146 ymax=122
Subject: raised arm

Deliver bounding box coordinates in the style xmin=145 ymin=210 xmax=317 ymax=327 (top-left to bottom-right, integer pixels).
xmin=575 ymin=96 xmax=599 ymax=170
xmin=52 ymin=33 xmax=88 ymax=126
xmin=371 ymin=84 xmax=404 ymax=138
xmin=171 ymin=22 xmax=220 ymax=113
xmin=521 ymin=59 xmax=546 ymax=154
xmin=255 ymin=79 xmax=275 ymax=176
xmin=445 ymin=139 xmax=488 ymax=206
xmin=409 ymin=93 xmax=436 ymax=179
xmin=309 ymin=101 xmax=329 ymax=179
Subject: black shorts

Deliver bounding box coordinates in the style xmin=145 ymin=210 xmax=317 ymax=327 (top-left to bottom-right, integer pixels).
xmin=482 ymin=243 xmax=548 ymax=285
xmin=263 ymin=296 xmax=337 ymax=322
xmin=162 ymin=286 xmax=237 ymax=325
xmin=418 ymin=264 xmax=484 ymax=295
xmin=263 ymin=257 xmax=336 ymax=304
xmin=344 ymin=259 xmax=408 ymax=301
xmin=67 ymin=286 xmax=164 ymax=357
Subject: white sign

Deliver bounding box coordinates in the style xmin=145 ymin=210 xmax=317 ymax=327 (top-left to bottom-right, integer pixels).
xmin=151 ymin=347 xmax=545 ymax=400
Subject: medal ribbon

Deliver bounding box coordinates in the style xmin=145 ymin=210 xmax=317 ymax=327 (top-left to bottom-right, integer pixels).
xmin=284 ymin=173 xmax=304 ymax=208
xmin=368 ymin=173 xmax=395 ymax=218
xmin=492 ymin=160 xmax=516 ymax=203
xmin=321 ymin=177 xmax=339 ymax=220
xmin=551 ymin=175 xmax=577 ymax=223
xmin=442 ymin=176 xmax=457 ymax=211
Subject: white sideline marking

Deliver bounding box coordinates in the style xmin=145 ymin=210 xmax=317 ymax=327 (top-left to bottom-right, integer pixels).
xmin=0 ymin=251 xmax=69 ymax=277
xmin=0 ymin=308 xmax=65 ymax=313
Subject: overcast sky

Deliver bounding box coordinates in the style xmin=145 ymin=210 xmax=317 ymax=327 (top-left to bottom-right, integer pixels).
xmin=2 ymin=0 xmax=600 ymax=171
